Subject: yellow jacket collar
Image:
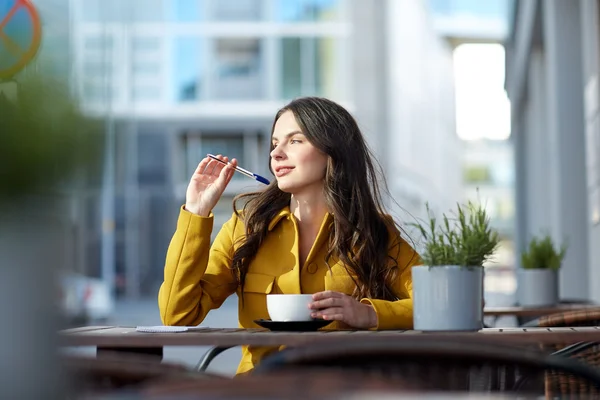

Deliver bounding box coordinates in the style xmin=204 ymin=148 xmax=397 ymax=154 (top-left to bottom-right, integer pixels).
xmin=267 ymin=207 xmax=334 ymax=232
xmin=268 ymin=207 xmax=292 ymax=231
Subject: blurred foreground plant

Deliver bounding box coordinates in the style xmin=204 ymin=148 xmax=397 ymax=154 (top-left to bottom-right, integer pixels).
xmin=0 ymin=74 xmax=101 ymax=200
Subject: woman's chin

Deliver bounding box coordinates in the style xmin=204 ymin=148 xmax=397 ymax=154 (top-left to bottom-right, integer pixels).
xmin=276 ymin=182 xmax=295 ymax=193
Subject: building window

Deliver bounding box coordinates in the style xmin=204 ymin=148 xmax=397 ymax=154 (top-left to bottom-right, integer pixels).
xmin=463 ymin=165 xmax=491 ymax=183
xmin=130 ymin=0 xmax=165 ymax=22
xmin=138 ymin=132 xmax=168 ymax=185
xmin=280 ymin=37 xmax=337 ymax=99
xmin=497 ymin=198 xmax=515 ymax=220
xmin=210 ymin=0 xmax=264 ymax=21
xmin=83 ymin=83 xmax=114 ymax=102
xmin=171 ymin=0 xmax=203 ymax=22
xmin=133 ymin=86 xmax=161 ymax=101
xmin=172 ymin=37 xmax=202 ymax=102
xmin=211 ymin=38 xmax=265 ymax=100
xmin=428 ymin=0 xmax=509 ymax=19
xmin=281 ymin=38 xmax=302 ymax=99
xmin=83 ymin=61 xmax=111 ymax=76
xmin=490 ymin=163 xmax=515 ymax=186
xmin=84 ymin=36 xmax=113 ymax=50
xmin=82 ymin=0 xmax=165 ymax=22
xmin=275 ymin=0 xmax=341 ymax=22
xmin=133 ymin=62 xmax=160 ymax=75
xmin=183 ymin=134 xmax=246 ymax=182
xmin=132 ymin=37 xmax=160 ymax=52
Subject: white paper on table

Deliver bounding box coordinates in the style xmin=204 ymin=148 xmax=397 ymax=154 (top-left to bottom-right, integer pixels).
xmin=135 ymin=325 xmax=208 ymax=333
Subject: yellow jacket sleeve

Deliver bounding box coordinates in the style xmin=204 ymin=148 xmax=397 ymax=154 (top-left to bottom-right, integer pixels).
xmin=360 ymin=233 xmax=421 ymax=330
xmin=158 ymin=207 xmax=238 ymax=326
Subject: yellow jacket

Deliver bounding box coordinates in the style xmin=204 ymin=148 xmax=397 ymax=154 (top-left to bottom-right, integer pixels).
xmin=159 ymin=206 xmax=419 ymax=374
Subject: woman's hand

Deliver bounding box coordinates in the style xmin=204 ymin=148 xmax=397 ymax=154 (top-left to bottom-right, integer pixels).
xmin=185 ymin=155 xmax=237 ymax=217
xmin=309 ymin=291 xmax=377 ymax=329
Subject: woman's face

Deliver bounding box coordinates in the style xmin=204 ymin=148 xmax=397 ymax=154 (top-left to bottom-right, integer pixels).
xmin=270 ymin=110 xmax=328 ymax=195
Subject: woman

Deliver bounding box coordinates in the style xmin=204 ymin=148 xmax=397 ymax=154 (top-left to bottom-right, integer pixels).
xmin=159 ymin=97 xmax=420 ymax=375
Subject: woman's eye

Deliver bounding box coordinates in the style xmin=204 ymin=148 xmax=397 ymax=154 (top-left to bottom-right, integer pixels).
xmin=291 ymin=139 xmax=301 ymax=144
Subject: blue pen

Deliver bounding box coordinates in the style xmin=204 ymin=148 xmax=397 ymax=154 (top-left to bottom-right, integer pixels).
xmin=207 ymin=154 xmax=270 ymax=185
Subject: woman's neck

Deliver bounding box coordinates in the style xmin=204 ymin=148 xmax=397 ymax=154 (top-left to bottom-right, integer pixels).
xmin=289 ymin=193 xmax=328 ymax=230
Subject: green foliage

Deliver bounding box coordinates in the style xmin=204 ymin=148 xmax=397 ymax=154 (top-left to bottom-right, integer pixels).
xmin=411 ymin=201 xmax=500 ymax=267
xmin=521 ymin=234 xmax=567 ymax=270
xmin=0 ymin=74 xmax=101 ymax=200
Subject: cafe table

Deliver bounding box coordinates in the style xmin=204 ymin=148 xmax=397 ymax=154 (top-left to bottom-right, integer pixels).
xmin=61 ymin=326 xmax=600 ymax=398
xmin=60 ymin=326 xmax=600 ymax=358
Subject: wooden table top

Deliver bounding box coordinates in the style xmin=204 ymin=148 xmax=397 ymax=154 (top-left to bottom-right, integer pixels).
xmin=59 ymin=325 xmax=600 ymax=348
xmin=483 ymin=304 xmax=599 ymax=317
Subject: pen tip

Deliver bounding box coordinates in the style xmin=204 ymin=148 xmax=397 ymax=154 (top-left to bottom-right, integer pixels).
xmin=255 ymin=175 xmax=270 ymax=185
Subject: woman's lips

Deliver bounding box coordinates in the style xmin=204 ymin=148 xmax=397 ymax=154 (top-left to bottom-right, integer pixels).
xmin=275 ymin=167 xmax=294 ymax=177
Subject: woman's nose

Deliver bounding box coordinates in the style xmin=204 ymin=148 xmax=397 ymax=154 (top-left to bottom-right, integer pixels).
xmin=270 ymin=145 xmax=285 ymax=160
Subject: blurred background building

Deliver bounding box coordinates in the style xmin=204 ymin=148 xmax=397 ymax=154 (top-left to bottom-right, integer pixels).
xmin=429 ymin=0 xmax=516 ymax=272
xmin=505 ymin=0 xmax=600 ymax=303
xmin=26 ymin=0 xmax=527 ymax=331
xmin=50 ymin=0 xmax=463 ymax=299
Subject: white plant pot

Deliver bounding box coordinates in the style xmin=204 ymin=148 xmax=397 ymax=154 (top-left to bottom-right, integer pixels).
xmin=517 ymin=269 xmax=558 ymax=307
xmin=412 ymin=265 xmax=484 ymax=331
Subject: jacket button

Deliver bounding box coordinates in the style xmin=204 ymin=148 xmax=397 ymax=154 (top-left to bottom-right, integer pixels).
xmin=306 ymin=262 xmax=318 ymax=274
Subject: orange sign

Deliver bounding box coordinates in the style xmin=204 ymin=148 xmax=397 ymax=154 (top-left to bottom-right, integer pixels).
xmin=0 ymin=0 xmax=41 ymax=79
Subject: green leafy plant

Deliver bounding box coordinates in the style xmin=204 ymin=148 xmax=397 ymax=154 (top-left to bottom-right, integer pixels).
xmin=411 ymin=201 xmax=500 ymax=267
xmin=0 ymin=73 xmax=101 ymax=201
xmin=521 ymin=234 xmax=567 ymax=270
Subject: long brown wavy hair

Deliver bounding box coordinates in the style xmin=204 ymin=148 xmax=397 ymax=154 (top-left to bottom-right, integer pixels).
xmin=232 ymin=97 xmax=416 ymax=301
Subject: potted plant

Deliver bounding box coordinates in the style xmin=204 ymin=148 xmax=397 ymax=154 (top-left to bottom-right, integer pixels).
xmin=517 ymin=234 xmax=567 ymax=307
xmin=411 ymin=201 xmax=500 ymax=331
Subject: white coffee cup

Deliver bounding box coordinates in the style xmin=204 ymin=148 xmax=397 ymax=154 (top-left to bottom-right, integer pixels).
xmin=266 ymin=294 xmax=314 ymax=322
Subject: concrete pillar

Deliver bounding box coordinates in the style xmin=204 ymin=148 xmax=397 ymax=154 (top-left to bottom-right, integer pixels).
xmin=350 ymin=0 xmax=388 ymax=163
xmin=524 ymin=50 xmax=548 ymax=240
xmin=542 ymin=0 xmax=589 ymax=299
xmin=580 ymin=0 xmax=600 ymax=303
xmin=514 ymin=104 xmax=528 ymax=259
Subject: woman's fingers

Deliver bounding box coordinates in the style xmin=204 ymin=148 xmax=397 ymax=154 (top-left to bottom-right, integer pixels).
xmin=311 ymin=291 xmax=343 ymax=301
xmin=311 ymin=307 xmax=344 ymax=320
xmin=309 ymin=297 xmax=342 ymax=309
xmin=193 ymin=154 xmax=234 ymax=179
xmin=205 ymin=155 xmax=224 ymax=176
xmin=309 ymin=291 xmax=345 ymax=310
xmin=193 ymin=157 xmax=211 ymax=176
xmin=190 ymin=155 xmax=238 ymax=195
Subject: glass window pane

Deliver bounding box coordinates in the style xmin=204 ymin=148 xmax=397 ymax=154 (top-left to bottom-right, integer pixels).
xmin=428 ymin=0 xmax=452 ymax=15
xmin=280 ymin=37 xmax=338 ymax=99
xmin=172 ymin=37 xmax=202 ymax=102
xmin=130 ymin=0 xmax=164 ymax=22
xmin=133 ymin=86 xmax=161 ymax=101
xmin=211 ymin=0 xmax=264 ymax=21
xmin=281 ymin=38 xmax=302 ymax=99
xmin=84 ymin=36 xmax=113 ymax=50
xmin=463 ymin=165 xmax=491 ymax=183
xmin=83 ymin=83 xmax=114 ymax=103
xmin=138 ymin=133 xmax=168 ymax=185
xmin=212 ymin=39 xmax=265 ymax=100
xmin=171 ymin=0 xmax=202 ymax=22
xmin=83 ymin=60 xmax=108 ymax=76
xmin=312 ymin=37 xmax=338 ymax=98
xmin=133 ymin=62 xmax=160 ymax=75
xmin=82 ymin=0 xmax=166 ymax=22
xmin=132 ymin=37 xmax=160 ymax=52
xmin=276 ymin=0 xmax=340 ymax=22
xmin=185 ymin=135 xmax=246 ymax=181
